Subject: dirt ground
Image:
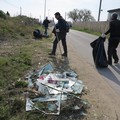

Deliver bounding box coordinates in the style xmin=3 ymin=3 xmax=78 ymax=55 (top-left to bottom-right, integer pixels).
xmin=67 ymin=43 xmax=120 ymax=120
xmin=1 ymin=36 xmax=120 ymax=120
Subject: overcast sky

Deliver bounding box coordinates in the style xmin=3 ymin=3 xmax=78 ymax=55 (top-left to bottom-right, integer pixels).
xmin=0 ymin=0 xmax=120 ymax=21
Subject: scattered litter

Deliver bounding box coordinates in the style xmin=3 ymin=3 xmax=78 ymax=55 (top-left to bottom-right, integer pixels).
xmin=25 ymin=62 xmax=89 ymax=116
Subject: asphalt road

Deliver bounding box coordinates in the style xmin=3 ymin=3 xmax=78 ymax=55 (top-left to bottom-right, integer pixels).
xmin=67 ymin=29 xmax=120 ymax=96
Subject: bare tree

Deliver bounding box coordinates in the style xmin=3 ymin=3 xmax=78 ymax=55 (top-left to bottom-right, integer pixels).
xmin=78 ymin=10 xmax=84 ymax=21
xmin=68 ymin=9 xmax=95 ymax=22
xmin=67 ymin=9 xmax=79 ymax=22
xmin=82 ymin=9 xmax=95 ymax=21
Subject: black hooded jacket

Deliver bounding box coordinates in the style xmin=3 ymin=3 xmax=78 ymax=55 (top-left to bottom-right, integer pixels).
xmin=57 ymin=16 xmax=66 ymax=32
xmin=52 ymin=16 xmax=67 ymax=35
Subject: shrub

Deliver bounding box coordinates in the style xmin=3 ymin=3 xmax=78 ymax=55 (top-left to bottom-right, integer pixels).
xmin=0 ymin=10 xmax=6 ymax=19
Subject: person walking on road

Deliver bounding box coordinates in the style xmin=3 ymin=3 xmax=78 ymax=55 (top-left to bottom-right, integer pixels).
xmin=43 ymin=17 xmax=50 ymax=36
xmin=48 ymin=12 xmax=68 ymax=57
xmin=101 ymin=13 xmax=120 ymax=65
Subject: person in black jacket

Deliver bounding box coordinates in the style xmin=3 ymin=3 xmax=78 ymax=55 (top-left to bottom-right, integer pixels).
xmin=101 ymin=13 xmax=120 ymax=65
xmin=48 ymin=12 xmax=68 ymax=57
xmin=43 ymin=17 xmax=50 ymax=35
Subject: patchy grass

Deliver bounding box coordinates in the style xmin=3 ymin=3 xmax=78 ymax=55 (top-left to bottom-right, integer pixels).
xmin=0 ymin=15 xmax=88 ymax=120
xmin=72 ymin=26 xmax=101 ymax=36
xmin=0 ymin=16 xmax=42 ymax=41
xmin=0 ymin=15 xmax=54 ymax=120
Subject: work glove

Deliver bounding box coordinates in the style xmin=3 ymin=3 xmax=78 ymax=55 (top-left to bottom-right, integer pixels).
xmin=101 ymin=33 xmax=106 ymax=38
xmin=55 ymin=29 xmax=60 ymax=32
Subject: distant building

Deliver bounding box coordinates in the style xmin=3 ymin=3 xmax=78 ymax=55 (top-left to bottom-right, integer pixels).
xmin=107 ymin=8 xmax=120 ymax=21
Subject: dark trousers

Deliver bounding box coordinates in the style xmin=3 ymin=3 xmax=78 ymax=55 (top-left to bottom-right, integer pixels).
xmin=52 ymin=33 xmax=67 ymax=54
xmin=44 ymin=27 xmax=48 ymax=35
xmin=107 ymin=37 xmax=120 ymax=63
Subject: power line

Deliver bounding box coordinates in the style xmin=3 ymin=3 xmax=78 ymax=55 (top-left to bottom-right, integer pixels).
xmin=2 ymin=0 xmax=19 ymax=9
xmin=1 ymin=0 xmax=42 ymax=18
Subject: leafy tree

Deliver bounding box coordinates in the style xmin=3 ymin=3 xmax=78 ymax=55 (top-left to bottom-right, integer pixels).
xmin=68 ymin=9 xmax=95 ymax=22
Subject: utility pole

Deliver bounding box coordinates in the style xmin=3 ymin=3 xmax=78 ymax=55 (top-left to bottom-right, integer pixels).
xmin=44 ymin=0 xmax=46 ymax=19
xmin=98 ymin=0 xmax=102 ymax=21
xmin=20 ymin=6 xmax=22 ymax=16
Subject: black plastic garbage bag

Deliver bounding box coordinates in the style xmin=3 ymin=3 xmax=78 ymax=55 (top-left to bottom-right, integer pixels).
xmin=90 ymin=37 xmax=108 ymax=68
xmin=33 ymin=29 xmax=42 ymax=39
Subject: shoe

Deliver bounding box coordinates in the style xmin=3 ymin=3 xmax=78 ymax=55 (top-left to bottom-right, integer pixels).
xmin=48 ymin=53 xmax=55 ymax=56
xmin=114 ymin=59 xmax=119 ymax=64
xmin=61 ymin=53 xmax=67 ymax=57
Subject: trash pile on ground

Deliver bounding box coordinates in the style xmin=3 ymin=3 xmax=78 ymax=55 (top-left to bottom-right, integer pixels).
xmin=25 ymin=62 xmax=89 ymax=119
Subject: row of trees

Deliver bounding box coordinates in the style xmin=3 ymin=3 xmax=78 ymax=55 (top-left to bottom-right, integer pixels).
xmin=67 ymin=9 xmax=95 ymax=22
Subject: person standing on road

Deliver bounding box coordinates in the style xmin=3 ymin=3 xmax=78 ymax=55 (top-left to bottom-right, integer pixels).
xmin=43 ymin=17 xmax=50 ymax=36
xmin=101 ymin=13 xmax=120 ymax=65
xmin=48 ymin=12 xmax=68 ymax=57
